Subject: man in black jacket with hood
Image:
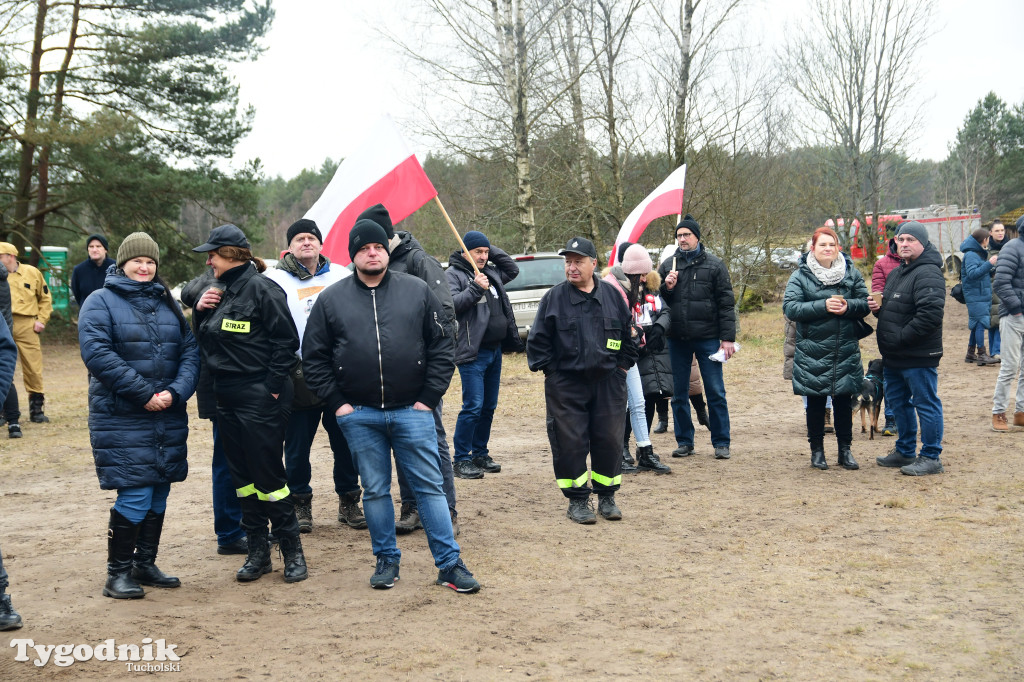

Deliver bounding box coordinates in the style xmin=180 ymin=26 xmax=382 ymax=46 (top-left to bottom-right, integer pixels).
xmin=868 ymin=221 xmax=946 ymax=475
xmin=303 ymin=219 xmax=480 ymax=593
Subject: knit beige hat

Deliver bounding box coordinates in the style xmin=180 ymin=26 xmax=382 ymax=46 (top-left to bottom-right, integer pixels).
xmin=117 ymin=232 xmax=160 ymax=267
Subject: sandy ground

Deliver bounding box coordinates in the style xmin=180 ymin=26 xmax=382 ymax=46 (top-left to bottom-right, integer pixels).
xmin=0 ymin=300 xmax=1022 ymax=681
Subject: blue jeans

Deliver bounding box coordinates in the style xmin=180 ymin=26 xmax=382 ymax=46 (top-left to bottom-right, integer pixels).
xmin=626 ymin=365 xmax=651 ymax=446
xmin=969 ymin=326 xmax=986 ymax=349
xmin=283 ymin=406 xmax=359 ymax=497
xmin=668 ymin=338 xmax=730 ymax=447
xmin=114 ymin=483 xmax=171 ymax=524
xmin=396 ymin=399 xmax=457 ymax=512
xmin=212 ymin=419 xmax=244 ymax=546
xmin=0 ymin=544 xmax=8 ymax=591
xmin=990 ymin=326 xmax=1001 ymax=355
xmin=453 ymin=346 xmax=502 ymax=462
xmin=338 ymin=406 xmax=461 ymax=570
xmin=883 ymin=365 xmax=943 ymax=460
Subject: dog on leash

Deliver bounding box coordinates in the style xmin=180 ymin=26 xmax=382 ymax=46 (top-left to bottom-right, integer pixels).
xmin=853 ymin=358 xmax=885 ymax=439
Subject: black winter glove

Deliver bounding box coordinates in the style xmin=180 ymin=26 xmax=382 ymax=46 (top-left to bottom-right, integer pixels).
xmin=644 ymin=325 xmax=665 ymax=353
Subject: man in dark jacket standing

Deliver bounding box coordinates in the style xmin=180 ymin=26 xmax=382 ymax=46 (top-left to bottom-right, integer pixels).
xmin=868 ymin=221 xmax=946 ymax=475
xmin=990 ymin=215 xmax=1024 ymax=432
xmin=356 ymin=204 xmax=459 ymax=535
xmin=446 ymin=231 xmax=522 ymax=479
xmin=302 ymin=219 xmax=480 ymax=593
xmin=527 ymin=237 xmax=637 ymax=524
xmin=656 ymin=215 xmax=737 ymax=460
xmin=70 ymin=234 xmax=115 ymax=306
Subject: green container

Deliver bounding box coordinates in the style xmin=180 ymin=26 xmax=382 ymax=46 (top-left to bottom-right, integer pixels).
xmin=37 ymin=246 xmax=70 ymax=312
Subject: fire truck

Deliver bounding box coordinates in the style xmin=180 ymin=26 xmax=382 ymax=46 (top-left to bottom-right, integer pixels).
xmin=824 ymin=205 xmax=981 ymax=273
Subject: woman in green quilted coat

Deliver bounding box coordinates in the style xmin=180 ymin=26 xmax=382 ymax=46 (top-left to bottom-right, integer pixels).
xmin=783 ymin=227 xmax=870 ymax=471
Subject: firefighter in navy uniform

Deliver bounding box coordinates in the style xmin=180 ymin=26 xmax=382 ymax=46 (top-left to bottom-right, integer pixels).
xmin=191 ymin=224 xmax=307 ymax=583
xmin=527 ymin=237 xmax=637 ymax=524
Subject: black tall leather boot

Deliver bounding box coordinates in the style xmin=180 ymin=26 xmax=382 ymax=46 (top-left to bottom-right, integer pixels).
xmin=278 ymin=533 xmax=309 ymax=583
xmin=838 ymin=443 xmax=859 ymax=470
xmin=28 ymin=392 xmax=48 ymax=423
xmin=103 ymin=509 xmax=145 ymax=599
xmin=690 ymin=393 xmax=709 ymax=428
xmin=810 ymin=440 xmax=827 ymax=470
xmin=236 ymin=527 xmax=272 ymax=582
xmin=131 ymin=511 xmax=181 ymax=588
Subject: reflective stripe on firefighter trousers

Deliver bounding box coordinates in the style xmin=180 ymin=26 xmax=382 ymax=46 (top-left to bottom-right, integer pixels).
xmin=236 ymin=483 xmax=291 ymax=502
xmin=556 ymin=472 xmax=590 ymax=490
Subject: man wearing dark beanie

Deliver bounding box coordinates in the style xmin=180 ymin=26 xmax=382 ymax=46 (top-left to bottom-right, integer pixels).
xmin=352 ymin=203 xmax=460 ymax=537
xmin=264 ymin=218 xmax=364 ymax=534
xmin=71 ymin=233 xmax=115 ymax=307
xmin=446 ymin=229 xmax=522 ymax=480
xmin=868 ymin=219 xmax=946 ymax=475
xmin=303 ymin=220 xmax=481 ymax=592
xmin=656 ymin=214 xmax=737 ymax=461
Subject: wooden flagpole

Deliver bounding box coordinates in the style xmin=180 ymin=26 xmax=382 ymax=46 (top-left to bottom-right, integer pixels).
xmin=434 ymin=195 xmax=480 ymax=275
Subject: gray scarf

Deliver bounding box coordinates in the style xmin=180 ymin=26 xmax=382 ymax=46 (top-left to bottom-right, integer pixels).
xmin=806 ymin=253 xmax=846 ymax=286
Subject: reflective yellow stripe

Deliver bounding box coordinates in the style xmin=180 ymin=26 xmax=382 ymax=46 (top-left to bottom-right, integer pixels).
xmin=591 ymin=472 xmax=621 ymax=487
xmin=555 ymin=472 xmax=590 ymax=489
xmin=236 ymin=483 xmax=291 ymax=502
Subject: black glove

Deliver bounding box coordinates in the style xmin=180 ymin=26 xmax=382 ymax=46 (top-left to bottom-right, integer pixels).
xmin=644 ymin=325 xmax=665 ymax=353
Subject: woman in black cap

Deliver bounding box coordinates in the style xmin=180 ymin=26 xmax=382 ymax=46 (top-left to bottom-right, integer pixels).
xmin=191 ymin=224 xmax=307 ymax=583
xmin=78 ymin=231 xmax=200 ymax=599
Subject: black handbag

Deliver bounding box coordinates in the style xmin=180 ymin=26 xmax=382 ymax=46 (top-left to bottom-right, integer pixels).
xmin=854 ymin=317 xmax=874 ymax=339
xmin=950 ymin=282 xmax=966 ymax=304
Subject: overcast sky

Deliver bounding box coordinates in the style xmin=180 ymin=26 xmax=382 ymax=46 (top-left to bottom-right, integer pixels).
xmin=229 ymin=0 xmax=1024 ymax=179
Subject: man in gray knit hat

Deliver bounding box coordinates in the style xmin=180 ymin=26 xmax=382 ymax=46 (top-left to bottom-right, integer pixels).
xmin=868 ymin=221 xmax=946 ymax=475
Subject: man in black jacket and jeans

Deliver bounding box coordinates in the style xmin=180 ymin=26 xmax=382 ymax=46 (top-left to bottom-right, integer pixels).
xmin=656 ymin=215 xmax=737 ymax=460
xmin=446 ymin=230 xmax=522 ymax=479
xmin=302 ymin=219 xmax=480 ymax=593
xmin=527 ymin=237 xmax=637 ymax=524
xmin=868 ymin=221 xmax=946 ymax=476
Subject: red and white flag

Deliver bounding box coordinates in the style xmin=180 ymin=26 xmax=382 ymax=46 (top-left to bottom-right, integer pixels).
xmin=609 ymin=164 xmax=686 ymax=266
xmin=304 ymin=116 xmax=437 ymax=266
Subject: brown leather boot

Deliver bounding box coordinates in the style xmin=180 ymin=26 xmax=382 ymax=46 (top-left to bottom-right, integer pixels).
xmin=1014 ymin=412 xmax=1024 ymax=427
xmin=992 ymin=413 xmax=1009 ymax=432
xmin=976 ymin=346 xmax=1000 ymax=366
xmin=965 ymin=345 xmax=977 ymax=363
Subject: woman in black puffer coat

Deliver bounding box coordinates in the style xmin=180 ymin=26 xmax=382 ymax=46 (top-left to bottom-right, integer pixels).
xmin=783 ymin=227 xmax=869 ymax=471
xmin=79 ymin=232 xmax=200 ymax=600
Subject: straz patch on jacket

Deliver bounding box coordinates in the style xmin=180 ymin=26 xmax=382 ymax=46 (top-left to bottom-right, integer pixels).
xmin=221 ymin=319 xmax=250 ymax=333
xmin=607 ymin=339 xmax=622 ymax=350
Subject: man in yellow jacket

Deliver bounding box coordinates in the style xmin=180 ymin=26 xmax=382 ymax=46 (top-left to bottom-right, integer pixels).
xmin=0 ymin=243 xmax=52 ymax=423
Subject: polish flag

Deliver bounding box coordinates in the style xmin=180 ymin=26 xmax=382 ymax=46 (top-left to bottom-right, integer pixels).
xmin=609 ymin=164 xmax=686 ymax=265
xmin=303 ymin=116 xmax=438 ymax=266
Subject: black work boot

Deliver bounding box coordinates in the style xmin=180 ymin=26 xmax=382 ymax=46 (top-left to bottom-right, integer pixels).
xmin=690 ymin=394 xmax=709 ymax=428
xmin=236 ymin=527 xmax=272 ymax=582
xmin=131 ymin=510 xmax=180 ymax=588
xmin=395 ymin=502 xmax=422 ymax=534
xmin=597 ymin=494 xmax=622 ymax=520
xmin=838 ymin=443 xmax=859 ymax=470
xmin=636 ymin=445 xmax=671 ymax=474
xmin=277 ymin=533 xmax=309 ymax=583
xmin=292 ymin=493 xmax=313 ymax=534
xmin=0 ymin=593 xmax=23 ymax=631
xmin=7 ymin=423 xmax=21 ymax=439
xmin=337 ymin=490 xmax=367 ymax=529
xmin=621 ymin=446 xmax=638 ymax=474
xmin=810 ymin=441 xmax=827 ymax=470
xmin=566 ymin=497 xmax=596 ymax=524
xmin=103 ymin=509 xmax=145 ymax=599
xmin=28 ymin=393 xmax=48 ymax=423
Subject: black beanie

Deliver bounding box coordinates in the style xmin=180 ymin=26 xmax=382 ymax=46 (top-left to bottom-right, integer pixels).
xmin=349 ymin=219 xmax=390 ymax=261
xmin=86 ymin=233 xmax=109 ymax=251
xmin=676 ymin=214 xmax=701 ymax=241
xmin=286 ymin=219 xmax=323 ymax=245
xmin=617 ymin=241 xmax=634 ymax=263
xmin=357 ymin=204 xmax=394 ymax=240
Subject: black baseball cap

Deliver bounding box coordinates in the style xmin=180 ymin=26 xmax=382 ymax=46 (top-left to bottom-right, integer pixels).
xmin=193 ymin=224 xmax=251 ymax=252
xmin=558 ymin=236 xmax=597 ymax=259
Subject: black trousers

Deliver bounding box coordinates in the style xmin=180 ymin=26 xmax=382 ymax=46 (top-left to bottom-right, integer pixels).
xmin=2 ymin=383 xmax=19 ymax=423
xmin=806 ymin=394 xmax=853 ymax=448
xmin=215 ymin=377 xmax=298 ymax=536
xmin=545 ymin=369 xmax=627 ymax=500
